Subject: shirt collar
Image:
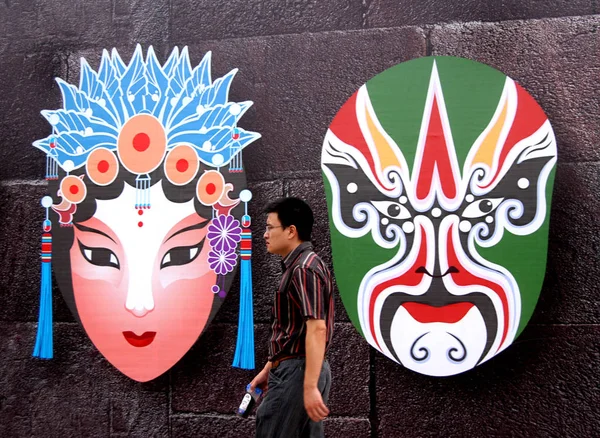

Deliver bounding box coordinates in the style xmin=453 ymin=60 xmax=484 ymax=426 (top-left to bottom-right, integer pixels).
xmin=281 ymin=241 xmax=313 ymax=271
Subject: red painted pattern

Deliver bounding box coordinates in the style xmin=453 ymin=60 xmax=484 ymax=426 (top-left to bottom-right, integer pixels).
xmin=403 ymin=302 xmax=474 ymax=324
xmin=482 ymin=83 xmax=548 ymax=189
xmin=445 ymin=224 xmax=509 ymax=350
xmin=415 ymin=95 xmax=457 ymax=201
xmin=329 ymin=91 xmax=390 ymax=190
xmin=369 ymin=225 xmax=428 ymax=349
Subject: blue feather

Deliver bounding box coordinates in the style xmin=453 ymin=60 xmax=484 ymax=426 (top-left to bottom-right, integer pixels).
xmin=36 ymin=46 xmax=261 ymax=171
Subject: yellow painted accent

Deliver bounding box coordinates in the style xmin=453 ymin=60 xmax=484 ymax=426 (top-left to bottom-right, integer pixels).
xmin=364 ymin=101 xmax=401 ymax=170
xmin=472 ymin=98 xmax=508 ymax=167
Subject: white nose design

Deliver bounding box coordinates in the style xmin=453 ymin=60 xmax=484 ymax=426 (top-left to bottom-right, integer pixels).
xmin=125 ymin=300 xmax=154 ymax=318
xmin=125 ymin=257 xmax=155 ymax=318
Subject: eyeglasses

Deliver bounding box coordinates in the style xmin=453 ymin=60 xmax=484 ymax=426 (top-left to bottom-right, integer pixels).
xmin=265 ymin=225 xmax=284 ymax=233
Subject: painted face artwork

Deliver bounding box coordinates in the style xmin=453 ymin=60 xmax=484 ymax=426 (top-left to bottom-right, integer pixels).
xmin=322 ymin=57 xmax=557 ymax=377
xmin=33 ymin=46 xmax=260 ymax=381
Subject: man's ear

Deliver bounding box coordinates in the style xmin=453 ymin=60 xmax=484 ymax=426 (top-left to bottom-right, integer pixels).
xmin=287 ymin=224 xmax=297 ymax=240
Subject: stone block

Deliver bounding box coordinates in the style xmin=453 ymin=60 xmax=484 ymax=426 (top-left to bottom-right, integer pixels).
xmin=324 ymin=417 xmax=371 ymax=437
xmin=0 ymin=0 xmax=170 ymax=52
xmin=172 ymin=413 xmax=371 ymax=437
xmin=431 ymin=16 xmax=600 ymax=163
xmin=376 ymin=324 xmax=600 ymax=437
xmin=171 ymin=414 xmax=254 ymax=438
xmin=170 ymin=0 xmax=364 ymax=42
xmin=365 ymin=0 xmax=596 ymax=27
xmin=0 ymin=1 xmax=113 ymax=51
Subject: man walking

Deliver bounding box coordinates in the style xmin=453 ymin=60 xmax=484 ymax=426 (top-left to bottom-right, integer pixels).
xmin=250 ymin=197 xmax=335 ymax=438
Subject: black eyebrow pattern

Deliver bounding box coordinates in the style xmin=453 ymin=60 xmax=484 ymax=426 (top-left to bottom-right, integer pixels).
xmin=164 ymin=219 xmax=210 ymax=243
xmin=73 ymin=223 xmax=117 ymax=244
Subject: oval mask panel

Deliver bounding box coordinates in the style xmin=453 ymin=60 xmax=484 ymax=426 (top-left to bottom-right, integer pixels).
xmin=32 ymin=46 xmax=261 ymax=381
xmin=321 ymin=56 xmax=556 ymax=377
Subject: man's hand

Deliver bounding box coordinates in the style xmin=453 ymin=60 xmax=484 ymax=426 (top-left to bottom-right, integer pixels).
xmin=250 ymin=362 xmax=272 ymax=393
xmin=304 ymin=385 xmax=329 ymax=422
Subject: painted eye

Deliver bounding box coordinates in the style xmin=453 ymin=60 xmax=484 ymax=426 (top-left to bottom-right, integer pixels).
xmin=372 ymin=201 xmax=411 ymax=220
xmin=462 ymin=198 xmax=504 ymax=219
xmin=161 ymin=239 xmax=204 ymax=269
xmin=78 ymin=240 xmax=120 ymax=269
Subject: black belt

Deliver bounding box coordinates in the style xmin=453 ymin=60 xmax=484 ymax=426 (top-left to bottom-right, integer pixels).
xmin=271 ymin=354 xmax=305 ymax=369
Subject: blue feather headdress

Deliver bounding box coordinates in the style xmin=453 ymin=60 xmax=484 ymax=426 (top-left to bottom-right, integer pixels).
xmin=33 ymin=45 xmax=260 ymax=171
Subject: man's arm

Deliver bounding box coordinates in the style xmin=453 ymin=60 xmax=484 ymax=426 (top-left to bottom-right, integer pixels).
xmin=304 ymin=318 xmax=330 ymax=422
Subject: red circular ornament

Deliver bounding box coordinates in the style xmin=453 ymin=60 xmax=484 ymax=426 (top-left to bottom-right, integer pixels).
xmin=164 ymin=144 xmax=199 ymax=186
xmin=97 ymin=160 xmax=109 ymax=173
xmin=117 ymin=114 xmax=166 ymax=174
xmin=176 ymin=159 xmax=189 ymax=173
xmin=60 ymin=175 xmax=87 ymax=204
xmin=196 ymin=170 xmax=225 ymax=206
xmin=133 ymin=133 xmax=151 ymax=152
xmin=86 ymin=148 xmax=119 ymax=186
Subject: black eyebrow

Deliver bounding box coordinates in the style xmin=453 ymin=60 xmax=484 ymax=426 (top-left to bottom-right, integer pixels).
xmin=164 ymin=219 xmax=210 ymax=243
xmin=73 ymin=223 xmax=117 ymax=244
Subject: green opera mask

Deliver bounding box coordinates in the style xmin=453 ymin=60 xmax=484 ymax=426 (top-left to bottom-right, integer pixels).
xmin=322 ymin=57 xmax=556 ymax=377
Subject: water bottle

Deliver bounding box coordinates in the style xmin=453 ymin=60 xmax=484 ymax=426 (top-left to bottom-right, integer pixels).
xmin=237 ymin=384 xmax=263 ymax=417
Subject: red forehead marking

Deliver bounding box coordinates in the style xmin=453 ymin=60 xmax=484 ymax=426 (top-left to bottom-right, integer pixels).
xmin=415 ymin=95 xmax=457 ymax=201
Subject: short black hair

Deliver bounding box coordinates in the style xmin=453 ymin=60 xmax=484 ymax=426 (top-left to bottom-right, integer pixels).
xmin=264 ymin=197 xmax=314 ymax=242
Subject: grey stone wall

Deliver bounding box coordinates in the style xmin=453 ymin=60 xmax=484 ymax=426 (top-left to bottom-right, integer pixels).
xmin=1 ymin=1 xmax=598 ymax=437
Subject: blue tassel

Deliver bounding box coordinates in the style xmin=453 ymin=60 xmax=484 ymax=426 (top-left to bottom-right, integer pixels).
xmin=232 ymin=227 xmax=254 ymax=369
xmin=33 ymin=232 xmax=53 ymax=359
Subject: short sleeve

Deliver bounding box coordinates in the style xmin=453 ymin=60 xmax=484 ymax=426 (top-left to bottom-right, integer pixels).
xmin=290 ymin=267 xmax=327 ymax=320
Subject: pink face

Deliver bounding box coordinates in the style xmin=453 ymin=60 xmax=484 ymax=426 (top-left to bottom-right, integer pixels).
xmin=70 ymin=182 xmax=215 ymax=382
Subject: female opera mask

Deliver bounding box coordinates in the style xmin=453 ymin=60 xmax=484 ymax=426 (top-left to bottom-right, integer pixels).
xmin=32 ymin=46 xmax=260 ymax=381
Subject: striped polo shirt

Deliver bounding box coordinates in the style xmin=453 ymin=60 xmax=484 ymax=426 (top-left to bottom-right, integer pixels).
xmin=268 ymin=242 xmax=335 ymax=361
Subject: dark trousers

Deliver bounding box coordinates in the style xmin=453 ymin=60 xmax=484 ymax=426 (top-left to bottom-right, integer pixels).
xmin=255 ymin=358 xmax=331 ymax=438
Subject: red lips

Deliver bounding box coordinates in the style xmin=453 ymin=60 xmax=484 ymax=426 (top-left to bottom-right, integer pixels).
xmin=123 ymin=331 xmax=156 ymax=347
xmin=402 ymin=302 xmax=474 ymax=324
